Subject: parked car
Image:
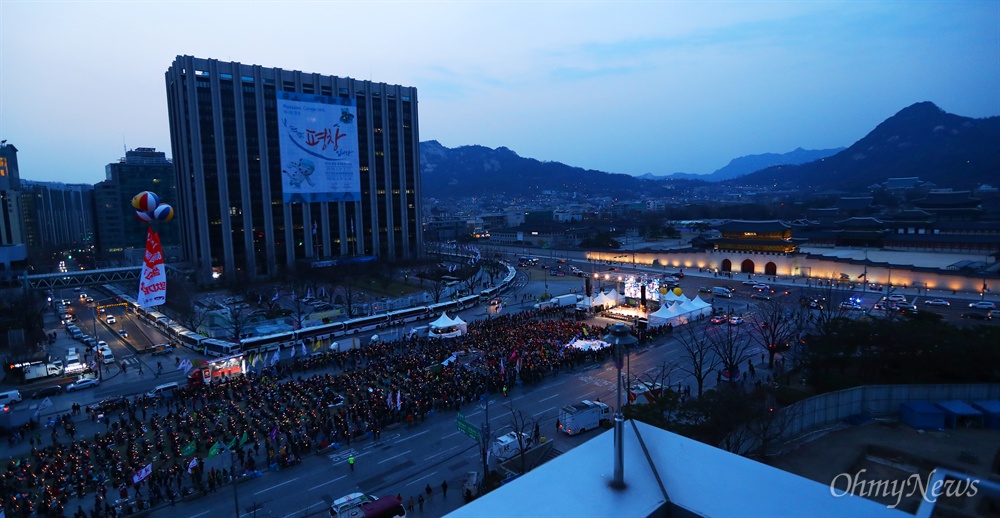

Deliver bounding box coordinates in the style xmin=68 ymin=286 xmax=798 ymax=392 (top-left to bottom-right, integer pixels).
xmin=66 ymin=377 xmax=100 ymax=392
xmin=698 ymin=287 xmax=713 ymax=294
xmin=728 ymin=316 xmax=744 ymax=325
xmin=32 ymin=385 xmax=63 ymax=399
xmin=923 ymin=299 xmax=950 ymax=306
xmin=839 ymin=301 xmax=862 ymax=311
xmin=742 ymin=280 xmax=758 ymax=286
xmin=969 ymin=301 xmax=996 ymax=310
xmin=961 ymin=312 xmax=992 ymax=321
xmin=710 ymin=316 xmax=727 ymax=325
xmin=750 ymin=293 xmax=772 ymax=301
xmin=95 ymin=395 xmax=129 ymax=412
xmin=148 ymin=343 xmax=174 ymax=356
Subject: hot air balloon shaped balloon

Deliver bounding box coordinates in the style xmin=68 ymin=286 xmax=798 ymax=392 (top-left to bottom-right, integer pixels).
xmin=135 ymin=210 xmax=156 ymax=222
xmin=153 ymin=203 xmax=175 ymax=222
xmin=672 ymin=287 xmax=683 ymax=296
xmin=132 ymin=191 xmax=160 ymax=212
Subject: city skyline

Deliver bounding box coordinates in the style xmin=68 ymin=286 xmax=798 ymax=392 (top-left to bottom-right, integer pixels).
xmin=1 ymin=1 xmax=997 ymax=184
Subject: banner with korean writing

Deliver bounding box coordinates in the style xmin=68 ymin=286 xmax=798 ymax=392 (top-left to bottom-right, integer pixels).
xmin=137 ymin=227 xmax=166 ymax=308
xmin=276 ymin=92 xmax=360 ymax=203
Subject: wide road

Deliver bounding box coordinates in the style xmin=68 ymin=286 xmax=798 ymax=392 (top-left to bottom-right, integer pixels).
xmin=162 ymin=320 xmax=729 ymax=518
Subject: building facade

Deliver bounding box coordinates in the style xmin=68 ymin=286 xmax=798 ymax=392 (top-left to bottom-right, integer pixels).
xmin=20 ymin=181 xmax=95 ymax=251
xmin=165 ymin=56 xmax=423 ymax=282
xmin=0 ymin=142 xmax=25 ymax=247
xmin=0 ymin=141 xmax=28 ymax=277
xmin=94 ymin=147 xmax=178 ymax=256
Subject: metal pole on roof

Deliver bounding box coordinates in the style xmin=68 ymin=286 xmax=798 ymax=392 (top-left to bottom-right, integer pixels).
xmin=603 ymin=323 xmax=636 ymax=490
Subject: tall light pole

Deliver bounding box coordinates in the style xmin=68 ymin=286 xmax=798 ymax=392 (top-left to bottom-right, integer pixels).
xmin=602 ymin=323 xmax=637 ymax=490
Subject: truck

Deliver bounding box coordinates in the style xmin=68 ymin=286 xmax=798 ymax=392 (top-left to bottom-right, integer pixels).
xmin=23 ymin=363 xmax=64 ymax=381
xmin=558 ymin=400 xmax=610 ymax=436
xmin=187 ymin=353 xmax=244 ymax=387
xmin=533 ymin=294 xmax=582 ymax=310
xmin=490 ymin=431 xmax=533 ymax=462
xmin=330 ymin=494 xmax=406 ymax=518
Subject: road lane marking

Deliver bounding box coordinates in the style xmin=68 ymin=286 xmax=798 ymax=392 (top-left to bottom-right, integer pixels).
xmin=378 ymin=449 xmax=412 ymax=464
xmin=405 ymin=470 xmax=439 ymax=486
xmin=309 ymin=475 xmax=346 ymax=491
xmin=539 ymin=394 xmax=560 ymax=402
xmin=534 ymin=406 xmax=556 ymax=419
xmin=282 ymin=502 xmax=327 ymax=518
xmin=393 ymin=430 xmax=428 ymax=443
xmin=253 ymin=477 xmax=299 ymax=495
xmin=442 ymin=431 xmax=460 ymax=439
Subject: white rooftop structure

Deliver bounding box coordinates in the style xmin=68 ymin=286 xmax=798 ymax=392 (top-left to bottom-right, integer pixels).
xmin=446 ymin=420 xmax=904 ymax=518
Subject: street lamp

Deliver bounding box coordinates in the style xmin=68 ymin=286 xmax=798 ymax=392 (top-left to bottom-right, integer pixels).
xmin=601 ymin=323 xmax=637 ymax=489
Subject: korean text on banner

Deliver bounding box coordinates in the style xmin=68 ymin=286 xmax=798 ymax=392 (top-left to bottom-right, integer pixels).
xmin=137 ymin=227 xmax=167 ymax=308
xmin=276 ymin=92 xmax=361 ymax=204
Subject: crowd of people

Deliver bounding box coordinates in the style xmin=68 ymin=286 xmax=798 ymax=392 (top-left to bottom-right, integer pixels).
xmin=1 ymin=306 xmax=637 ymax=518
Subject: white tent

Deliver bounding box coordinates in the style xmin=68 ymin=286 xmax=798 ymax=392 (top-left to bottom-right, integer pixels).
xmin=691 ymin=295 xmax=712 ymax=309
xmin=606 ymin=289 xmax=623 ymax=304
xmin=662 ymin=290 xmax=686 ymax=303
xmin=428 ymin=312 xmax=463 ymax=339
xmin=647 ymin=304 xmax=680 ymax=326
xmin=451 ymin=315 xmax=469 ymax=333
xmin=593 ymin=292 xmax=616 ymax=307
xmin=430 ymin=312 xmax=456 ymax=329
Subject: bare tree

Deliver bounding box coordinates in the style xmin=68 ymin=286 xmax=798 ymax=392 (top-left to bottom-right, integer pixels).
xmin=706 ymin=322 xmax=753 ymax=386
xmin=674 ymin=323 xmax=720 ymax=397
xmin=287 ymin=293 xmax=314 ymax=330
xmin=504 ymin=404 xmax=538 ymax=476
xmin=429 ymin=280 xmax=445 ymax=304
xmin=335 ymin=283 xmax=361 ymax=317
xmin=743 ymin=392 xmax=799 ymax=458
xmin=177 ymin=307 xmax=210 ymax=336
xmin=746 ymin=298 xmax=798 ymax=369
xmin=219 ymin=301 xmax=255 ymax=343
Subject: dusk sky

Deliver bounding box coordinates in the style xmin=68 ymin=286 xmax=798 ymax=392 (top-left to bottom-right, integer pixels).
xmin=1 ymin=1 xmax=998 ymax=184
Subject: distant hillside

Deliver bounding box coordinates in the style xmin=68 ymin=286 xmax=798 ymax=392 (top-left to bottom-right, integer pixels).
xmin=735 ymin=102 xmax=1000 ymax=190
xmin=419 ymin=141 xmax=663 ymax=198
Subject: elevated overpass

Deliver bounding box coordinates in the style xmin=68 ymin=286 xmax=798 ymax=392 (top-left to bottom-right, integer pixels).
xmin=13 ymin=265 xmax=192 ymax=291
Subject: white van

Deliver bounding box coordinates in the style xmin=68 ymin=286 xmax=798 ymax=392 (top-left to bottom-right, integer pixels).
xmin=712 ymin=287 xmax=733 ymax=298
xmin=147 ymin=382 xmax=179 ymax=399
xmin=98 ymin=346 xmax=115 ymax=365
xmin=0 ymin=390 xmax=23 ymax=406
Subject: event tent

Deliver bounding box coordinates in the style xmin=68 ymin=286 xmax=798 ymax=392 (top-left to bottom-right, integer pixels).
xmin=429 ymin=312 xmax=463 ymax=339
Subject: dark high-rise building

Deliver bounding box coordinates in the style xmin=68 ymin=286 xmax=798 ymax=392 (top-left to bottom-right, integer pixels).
xmin=20 ymin=181 xmax=95 ymax=250
xmin=94 ymin=147 xmax=178 ymax=256
xmin=165 ymin=56 xmax=423 ymax=282
xmin=0 ymin=141 xmax=25 ymax=247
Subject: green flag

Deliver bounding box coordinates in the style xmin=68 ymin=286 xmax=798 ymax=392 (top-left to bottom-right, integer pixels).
xmin=239 ymin=431 xmax=249 ymax=446
xmin=226 ymin=436 xmax=238 ymax=450
xmin=181 ymin=441 xmax=196 ymax=457
xmin=208 ymin=441 xmax=224 ymax=458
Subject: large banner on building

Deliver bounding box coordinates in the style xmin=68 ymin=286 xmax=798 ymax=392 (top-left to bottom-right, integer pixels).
xmin=276 ymin=92 xmax=361 ymax=203
xmin=137 ymin=227 xmax=166 ymax=308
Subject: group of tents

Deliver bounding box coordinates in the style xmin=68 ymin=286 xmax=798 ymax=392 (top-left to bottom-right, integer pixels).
xmin=576 ymin=288 xmax=713 ymax=327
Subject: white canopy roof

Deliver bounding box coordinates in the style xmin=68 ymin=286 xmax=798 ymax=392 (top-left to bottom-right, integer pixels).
xmin=430 ymin=312 xmax=456 ymax=329
xmin=593 ymin=292 xmax=616 ymax=306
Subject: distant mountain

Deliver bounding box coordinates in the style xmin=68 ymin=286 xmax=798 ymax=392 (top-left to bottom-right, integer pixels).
xmin=419 ymin=141 xmax=661 ymax=199
xmin=734 ymin=102 xmax=1000 ymax=190
xmin=635 ymin=148 xmax=843 ymax=182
